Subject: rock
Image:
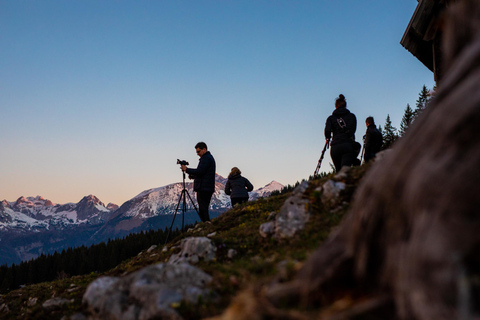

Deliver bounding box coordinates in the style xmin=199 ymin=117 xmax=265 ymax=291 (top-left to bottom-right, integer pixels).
xmin=334 ymin=166 xmax=350 ymax=179
xmin=275 ymin=181 xmax=310 ymax=238
xmin=0 ymin=303 xmax=9 ymax=313
xmin=42 ymin=297 xmax=72 ymax=310
xmin=70 ymin=313 xmax=87 ymax=320
xmin=83 ymin=262 xmax=212 ymax=320
xmin=147 ymin=245 xmax=157 ymax=253
xmin=207 ymin=232 xmax=216 ymax=238
xmin=259 ymin=221 xmax=275 ymax=238
xmin=26 ymin=297 xmax=38 ymax=307
xmin=227 ymin=249 xmax=237 ymax=259
xmin=319 ymin=180 xmax=346 ymax=206
xmin=168 ymin=237 xmax=217 ymax=264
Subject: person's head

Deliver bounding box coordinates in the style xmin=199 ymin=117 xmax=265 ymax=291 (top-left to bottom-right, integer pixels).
xmin=195 ymin=142 xmax=208 ymax=157
xmin=335 ymin=94 xmax=347 ymax=109
xmin=229 ymin=167 xmax=241 ymax=177
xmin=366 ymin=116 xmax=375 ymax=127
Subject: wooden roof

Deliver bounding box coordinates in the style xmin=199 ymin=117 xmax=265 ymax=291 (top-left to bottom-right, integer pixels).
xmin=400 ymin=0 xmax=455 ymax=74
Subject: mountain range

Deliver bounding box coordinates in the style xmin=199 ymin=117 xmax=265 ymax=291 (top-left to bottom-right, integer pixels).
xmin=0 ymin=174 xmax=283 ymax=265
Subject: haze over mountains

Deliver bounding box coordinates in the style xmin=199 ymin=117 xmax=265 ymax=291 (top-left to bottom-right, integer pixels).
xmin=0 ymin=174 xmax=282 ymax=265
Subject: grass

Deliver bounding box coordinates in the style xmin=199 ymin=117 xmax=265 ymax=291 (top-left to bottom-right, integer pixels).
xmin=0 ymin=165 xmax=370 ymax=320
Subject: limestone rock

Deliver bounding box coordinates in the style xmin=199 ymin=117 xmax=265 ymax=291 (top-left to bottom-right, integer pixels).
xmin=168 ymin=237 xmax=217 ymax=264
xmin=42 ymin=297 xmax=72 ymax=310
xmin=27 ymin=297 xmax=38 ymax=307
xmin=147 ymin=245 xmax=157 ymax=253
xmin=83 ymin=262 xmax=213 ymax=320
xmin=319 ymin=179 xmax=346 ymax=206
xmin=259 ymin=221 xmax=275 ymax=238
xmin=227 ymin=249 xmax=238 ymax=259
xmin=275 ymin=181 xmax=310 ymax=239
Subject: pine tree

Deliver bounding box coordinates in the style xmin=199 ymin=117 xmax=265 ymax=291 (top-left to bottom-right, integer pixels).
xmin=399 ymin=104 xmax=414 ymax=137
xmin=413 ymin=85 xmax=430 ymax=119
xmin=382 ymin=114 xmax=398 ymax=150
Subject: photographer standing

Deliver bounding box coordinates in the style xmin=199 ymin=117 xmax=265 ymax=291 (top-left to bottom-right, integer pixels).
xmin=181 ymin=142 xmax=216 ymax=222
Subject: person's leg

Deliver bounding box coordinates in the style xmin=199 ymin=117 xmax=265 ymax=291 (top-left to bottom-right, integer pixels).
xmin=231 ymin=197 xmax=248 ymax=207
xmin=330 ymin=146 xmax=343 ymax=172
xmin=196 ymin=191 xmax=213 ymax=221
xmin=341 ymin=151 xmax=358 ymax=167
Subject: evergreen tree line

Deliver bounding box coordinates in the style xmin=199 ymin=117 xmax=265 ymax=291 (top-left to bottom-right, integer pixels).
xmin=379 ymin=84 xmax=433 ymax=150
xmin=0 ymin=227 xmax=184 ymax=294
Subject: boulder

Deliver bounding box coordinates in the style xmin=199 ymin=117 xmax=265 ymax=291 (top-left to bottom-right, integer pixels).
xmin=275 ymin=181 xmax=310 ymax=239
xmin=83 ymin=262 xmax=212 ymax=320
xmin=168 ymin=237 xmax=217 ymax=264
xmin=318 ymin=179 xmax=346 ymax=207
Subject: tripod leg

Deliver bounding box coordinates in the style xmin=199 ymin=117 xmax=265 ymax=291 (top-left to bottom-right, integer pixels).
xmin=164 ymin=189 xmax=185 ymax=245
xmin=185 ymin=189 xmax=199 ymax=213
xmin=182 ymin=189 xmax=187 ymax=232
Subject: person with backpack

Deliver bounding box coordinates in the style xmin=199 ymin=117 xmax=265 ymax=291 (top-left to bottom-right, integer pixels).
xmin=364 ymin=116 xmax=383 ymax=162
xmin=324 ymin=94 xmax=358 ymax=172
xmin=224 ymin=167 xmax=254 ymax=207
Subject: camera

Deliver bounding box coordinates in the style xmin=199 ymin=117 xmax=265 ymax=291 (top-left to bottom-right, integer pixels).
xmin=177 ymin=159 xmax=189 ymax=166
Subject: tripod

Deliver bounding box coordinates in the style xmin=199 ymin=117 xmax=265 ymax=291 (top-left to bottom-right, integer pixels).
xmin=164 ymin=171 xmax=199 ymax=245
xmin=314 ymin=140 xmax=330 ymax=177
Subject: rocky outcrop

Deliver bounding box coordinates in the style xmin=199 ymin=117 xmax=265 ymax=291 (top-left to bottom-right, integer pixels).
xmin=259 ymin=174 xmax=347 ymax=239
xmin=168 ymin=237 xmax=217 ymax=264
xmin=83 ymin=262 xmax=213 ymax=320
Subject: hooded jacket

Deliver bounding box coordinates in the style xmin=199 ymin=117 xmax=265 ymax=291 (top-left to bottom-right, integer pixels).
xmin=324 ymin=108 xmax=357 ymax=146
xmin=225 ymin=174 xmax=254 ymax=199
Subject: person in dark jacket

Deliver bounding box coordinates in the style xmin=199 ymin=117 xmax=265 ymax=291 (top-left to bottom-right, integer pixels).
xmin=181 ymin=142 xmax=216 ymax=222
xmin=363 ymin=116 xmax=383 ymax=162
xmin=225 ymin=167 xmax=254 ymax=207
xmin=324 ymin=94 xmax=358 ymax=172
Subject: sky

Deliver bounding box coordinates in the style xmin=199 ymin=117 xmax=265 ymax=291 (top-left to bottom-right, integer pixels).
xmin=0 ymin=0 xmax=436 ymax=206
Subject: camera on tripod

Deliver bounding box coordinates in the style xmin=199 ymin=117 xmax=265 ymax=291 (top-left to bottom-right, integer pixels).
xmin=177 ymin=159 xmax=189 ymax=166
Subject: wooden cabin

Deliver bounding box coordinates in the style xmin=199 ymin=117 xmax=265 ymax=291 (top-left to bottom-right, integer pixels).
xmin=400 ymin=0 xmax=457 ymax=83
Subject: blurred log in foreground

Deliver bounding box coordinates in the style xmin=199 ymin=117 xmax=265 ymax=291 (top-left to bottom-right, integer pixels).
xmin=211 ymin=1 xmax=480 ymax=319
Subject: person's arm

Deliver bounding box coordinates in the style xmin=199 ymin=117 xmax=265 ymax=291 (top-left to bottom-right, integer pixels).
xmin=186 ymin=155 xmax=212 ymax=176
xmin=324 ymin=116 xmax=332 ymax=141
xmin=225 ymin=180 xmax=232 ymax=195
xmin=245 ymin=178 xmax=254 ymax=192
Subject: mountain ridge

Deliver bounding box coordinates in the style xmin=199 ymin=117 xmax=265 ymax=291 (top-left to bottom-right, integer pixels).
xmin=0 ymin=174 xmax=283 ymax=265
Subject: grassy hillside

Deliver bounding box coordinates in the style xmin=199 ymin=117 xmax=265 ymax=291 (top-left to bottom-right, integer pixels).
xmin=0 ymin=164 xmax=370 ymax=320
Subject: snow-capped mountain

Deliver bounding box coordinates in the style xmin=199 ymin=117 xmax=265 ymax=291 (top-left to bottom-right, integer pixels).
xmin=105 ymin=174 xmax=281 ymax=221
xmin=249 ymin=181 xmax=284 ymax=200
xmin=0 ymin=195 xmax=117 ymax=265
xmin=0 ymin=195 xmax=114 ymax=232
xmin=0 ymin=174 xmax=283 ymax=265
xmin=91 ymin=174 xmax=283 ymax=241
xmin=0 ymin=195 xmax=114 ymax=233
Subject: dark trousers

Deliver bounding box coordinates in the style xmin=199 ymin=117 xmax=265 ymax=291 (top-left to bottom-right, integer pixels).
xmin=331 ymin=142 xmax=357 ymax=172
xmin=196 ymin=191 xmax=213 ymax=222
xmin=231 ymin=197 xmax=248 ymax=207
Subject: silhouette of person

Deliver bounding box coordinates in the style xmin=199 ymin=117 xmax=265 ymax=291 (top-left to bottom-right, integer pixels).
xmin=324 ymin=94 xmax=358 ymax=171
xmin=224 ymin=167 xmax=254 ymax=207
xmin=181 ymin=142 xmax=216 ymax=222
xmin=364 ymin=116 xmax=383 ymax=162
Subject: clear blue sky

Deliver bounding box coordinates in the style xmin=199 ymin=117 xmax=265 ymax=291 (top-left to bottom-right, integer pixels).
xmin=0 ymin=0 xmax=435 ymax=206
